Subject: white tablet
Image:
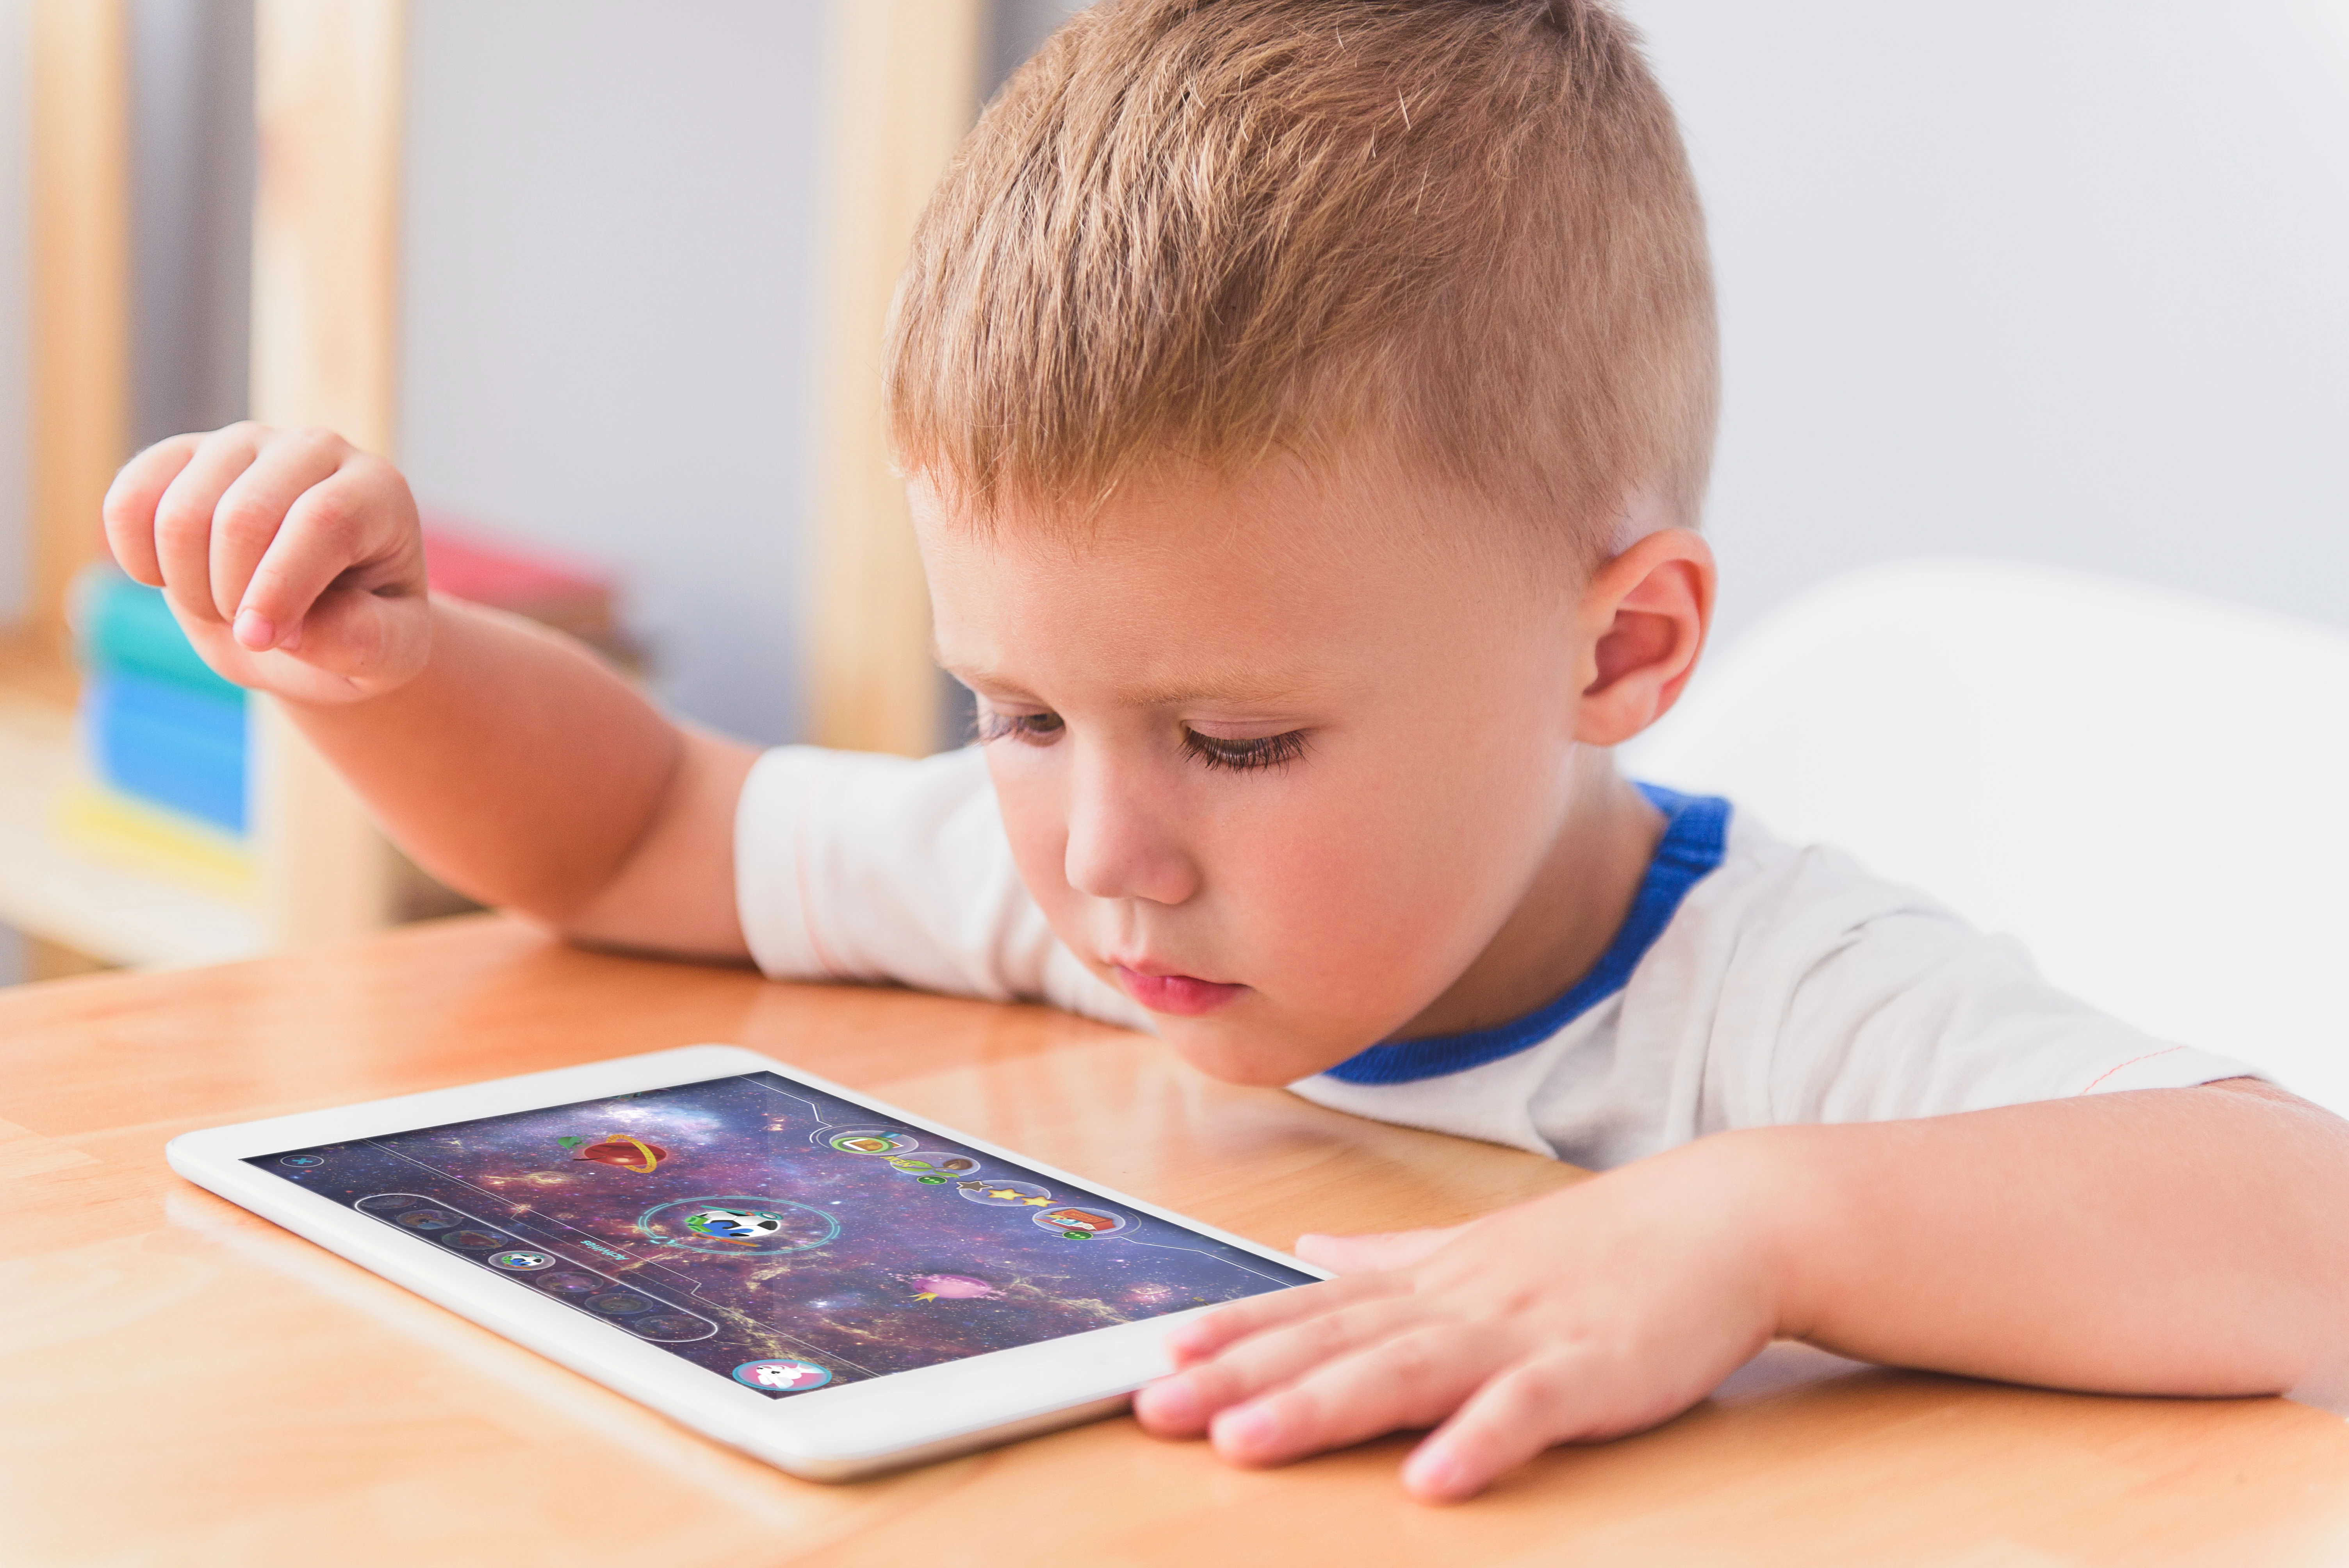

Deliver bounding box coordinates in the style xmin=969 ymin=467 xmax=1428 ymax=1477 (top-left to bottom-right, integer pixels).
xmin=167 ymin=1043 xmax=1323 ymax=1480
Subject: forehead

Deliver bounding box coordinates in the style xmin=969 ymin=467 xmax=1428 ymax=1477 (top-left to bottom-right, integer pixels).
xmin=913 ymin=460 xmax=1520 ymax=701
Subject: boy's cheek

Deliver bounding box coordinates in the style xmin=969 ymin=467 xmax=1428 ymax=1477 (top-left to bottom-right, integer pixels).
xmin=1024 ymin=858 xmax=1472 ymax=1062
xmin=986 ymin=745 xmax=1522 ymax=1058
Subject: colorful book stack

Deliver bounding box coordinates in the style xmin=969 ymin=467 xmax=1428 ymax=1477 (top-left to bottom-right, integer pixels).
xmin=59 ymin=525 xmax=631 ymax=899
xmin=59 ymin=569 xmax=256 ymax=895
xmin=75 ymin=572 xmax=250 ymax=829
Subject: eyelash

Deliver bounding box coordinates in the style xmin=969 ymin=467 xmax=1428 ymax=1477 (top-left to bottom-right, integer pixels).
xmin=1181 ymin=728 xmax=1309 ymax=773
xmin=973 ymin=709 xmax=1064 ymax=746
xmin=973 ymin=709 xmax=1309 ymax=773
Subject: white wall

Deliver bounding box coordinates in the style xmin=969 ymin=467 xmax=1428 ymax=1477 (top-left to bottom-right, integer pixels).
xmin=988 ymin=0 xmax=1088 ymax=93
xmin=1620 ymin=0 xmax=2349 ymax=646
xmin=129 ymin=0 xmax=251 ymax=448
xmin=398 ymin=0 xmax=827 ymax=745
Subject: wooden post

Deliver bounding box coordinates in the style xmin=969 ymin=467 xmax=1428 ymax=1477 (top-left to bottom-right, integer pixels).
xmin=28 ymin=0 xmax=130 ymax=654
xmin=808 ymin=0 xmax=984 ymax=756
xmin=248 ymin=0 xmax=405 ymax=946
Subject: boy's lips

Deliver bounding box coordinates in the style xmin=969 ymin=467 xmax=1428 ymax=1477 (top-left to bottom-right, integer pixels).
xmin=1110 ymin=964 xmax=1248 ymax=1017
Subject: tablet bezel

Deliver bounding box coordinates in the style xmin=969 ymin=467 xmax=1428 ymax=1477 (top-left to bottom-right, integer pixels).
xmin=166 ymin=1043 xmax=1326 ymax=1479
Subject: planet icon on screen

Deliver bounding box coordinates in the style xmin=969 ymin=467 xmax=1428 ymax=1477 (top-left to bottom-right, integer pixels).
xmin=825 ymin=1128 xmax=919 ymax=1156
xmin=564 ymin=1133 xmax=669 ymax=1173
xmin=887 ymin=1153 xmax=980 ymax=1178
xmin=1035 ymin=1205 xmax=1127 ymax=1238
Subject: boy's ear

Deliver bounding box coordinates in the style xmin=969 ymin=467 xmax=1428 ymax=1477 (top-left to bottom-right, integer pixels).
xmin=1573 ymin=528 xmax=1715 ymax=747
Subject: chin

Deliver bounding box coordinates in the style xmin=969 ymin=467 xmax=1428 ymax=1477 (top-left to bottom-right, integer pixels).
xmin=1160 ymin=1018 xmax=1355 ymax=1089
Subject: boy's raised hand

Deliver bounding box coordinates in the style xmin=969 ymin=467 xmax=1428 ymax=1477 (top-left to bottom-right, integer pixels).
xmin=102 ymin=423 xmax=431 ymax=705
xmin=1132 ymin=1144 xmax=1783 ymax=1503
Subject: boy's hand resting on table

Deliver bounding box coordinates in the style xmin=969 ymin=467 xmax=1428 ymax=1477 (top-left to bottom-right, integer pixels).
xmin=102 ymin=423 xmax=432 ymax=706
xmin=1137 ymin=1081 xmax=2349 ymax=1506
xmin=1134 ymin=1144 xmax=1780 ymax=1505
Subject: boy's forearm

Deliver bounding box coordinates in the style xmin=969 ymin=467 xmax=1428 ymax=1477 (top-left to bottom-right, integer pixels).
xmin=281 ymin=597 xmax=731 ymax=940
xmin=1743 ymin=1080 xmax=2349 ymax=1396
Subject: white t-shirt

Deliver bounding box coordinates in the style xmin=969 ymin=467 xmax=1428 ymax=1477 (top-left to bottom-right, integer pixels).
xmin=734 ymin=744 xmax=2260 ymax=1169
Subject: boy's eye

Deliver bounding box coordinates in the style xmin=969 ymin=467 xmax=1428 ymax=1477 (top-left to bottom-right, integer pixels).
xmin=974 ymin=708 xmax=1065 ymax=747
xmin=1180 ymin=728 xmax=1309 ymax=773
xmin=974 ymin=708 xmax=1306 ymax=773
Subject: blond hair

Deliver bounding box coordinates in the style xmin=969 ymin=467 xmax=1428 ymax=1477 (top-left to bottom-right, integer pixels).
xmin=886 ymin=0 xmax=1716 ymax=557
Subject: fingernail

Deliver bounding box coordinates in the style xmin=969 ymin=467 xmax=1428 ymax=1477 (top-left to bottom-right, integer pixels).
xmin=1403 ymin=1447 xmax=1461 ymax=1499
xmin=1137 ymin=1377 xmax=1200 ymax=1429
xmin=1212 ymin=1402 xmax=1274 ymax=1451
xmin=233 ymin=608 xmax=274 ymax=649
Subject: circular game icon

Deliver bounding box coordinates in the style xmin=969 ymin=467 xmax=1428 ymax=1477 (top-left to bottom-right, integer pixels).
xmin=638 ymin=1196 xmax=841 ymax=1257
xmin=885 ymin=1152 xmax=980 ymax=1180
xmin=439 ymin=1229 xmax=507 ymax=1251
xmin=685 ymin=1207 xmax=786 ymax=1241
xmin=586 ymin=1290 xmax=654 ymax=1316
xmin=1033 ymin=1203 xmax=1129 ymax=1239
xmin=732 ymin=1358 xmax=832 ymax=1393
xmin=533 ymin=1270 xmax=602 ymax=1297
xmin=624 ymin=1311 xmax=716 ymax=1341
xmin=956 ymin=1179 xmax=1053 ymax=1208
xmin=356 ymin=1193 xmax=425 ymax=1214
xmin=488 ymin=1249 xmax=553 ymax=1271
xmin=824 ymin=1128 xmax=919 ymax=1156
xmin=394 ymin=1208 xmax=454 ymax=1230
xmin=276 ymin=1154 xmax=323 ymax=1169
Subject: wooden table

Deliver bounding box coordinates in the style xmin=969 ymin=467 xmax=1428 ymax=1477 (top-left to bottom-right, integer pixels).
xmin=7 ymin=916 xmax=2349 ymax=1566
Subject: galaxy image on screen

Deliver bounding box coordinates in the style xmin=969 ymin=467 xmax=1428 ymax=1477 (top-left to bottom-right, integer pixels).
xmin=249 ymin=1072 xmax=1313 ymax=1397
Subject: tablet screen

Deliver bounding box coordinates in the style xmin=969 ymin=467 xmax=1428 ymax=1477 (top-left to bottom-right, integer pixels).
xmin=249 ymin=1070 xmax=1315 ymax=1397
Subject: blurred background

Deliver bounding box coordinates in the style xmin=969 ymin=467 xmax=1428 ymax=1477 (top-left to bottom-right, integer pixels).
xmin=0 ymin=0 xmax=2342 ymax=990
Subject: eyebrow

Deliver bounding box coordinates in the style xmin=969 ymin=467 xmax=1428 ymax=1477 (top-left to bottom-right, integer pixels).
xmin=936 ymin=651 xmax=1342 ymax=710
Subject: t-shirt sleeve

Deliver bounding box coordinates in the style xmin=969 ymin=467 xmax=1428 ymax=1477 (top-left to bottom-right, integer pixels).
xmin=732 ymin=744 xmax=1141 ymax=1027
xmin=1761 ymin=897 xmax=2268 ymax=1126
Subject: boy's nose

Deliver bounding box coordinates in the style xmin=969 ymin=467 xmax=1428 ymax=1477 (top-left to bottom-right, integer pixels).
xmin=1060 ymin=749 xmax=1201 ymax=907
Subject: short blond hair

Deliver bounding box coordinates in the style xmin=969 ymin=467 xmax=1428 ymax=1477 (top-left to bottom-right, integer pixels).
xmin=886 ymin=0 xmax=1716 ymax=556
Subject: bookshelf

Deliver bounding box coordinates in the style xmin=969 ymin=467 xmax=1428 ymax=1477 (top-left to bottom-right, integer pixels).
xmin=0 ymin=641 xmax=262 ymax=968
xmin=246 ymin=0 xmax=406 ymax=948
xmin=0 ymin=0 xmax=395 ymax=971
xmin=4 ymin=0 xmax=984 ymax=972
xmin=29 ymin=0 xmax=127 ymax=646
xmin=0 ymin=1 xmax=239 ymax=971
xmin=808 ymin=0 xmax=985 ymax=756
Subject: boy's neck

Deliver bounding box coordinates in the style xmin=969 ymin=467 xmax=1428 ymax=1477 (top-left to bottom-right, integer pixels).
xmin=1390 ymin=750 xmax=1667 ymax=1041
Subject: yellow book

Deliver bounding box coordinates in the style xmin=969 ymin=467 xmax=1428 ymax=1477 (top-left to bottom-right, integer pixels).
xmin=51 ymin=782 xmax=258 ymax=901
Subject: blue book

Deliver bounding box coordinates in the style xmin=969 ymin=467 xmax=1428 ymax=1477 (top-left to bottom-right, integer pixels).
xmin=72 ymin=569 xmax=245 ymax=699
xmin=84 ymin=671 xmax=249 ymax=833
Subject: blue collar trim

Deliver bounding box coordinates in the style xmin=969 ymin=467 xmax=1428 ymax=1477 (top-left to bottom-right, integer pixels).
xmin=1317 ymin=783 xmax=1731 ymax=1087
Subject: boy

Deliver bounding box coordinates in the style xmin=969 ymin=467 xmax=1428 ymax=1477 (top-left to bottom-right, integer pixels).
xmin=105 ymin=0 xmax=2349 ymax=1504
